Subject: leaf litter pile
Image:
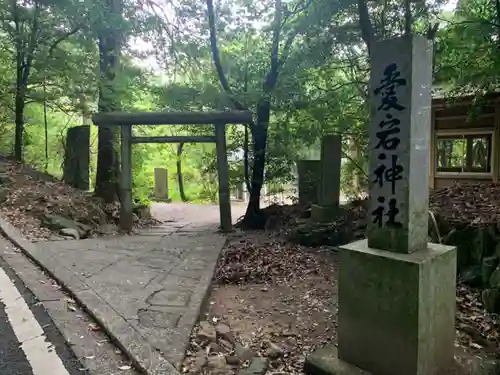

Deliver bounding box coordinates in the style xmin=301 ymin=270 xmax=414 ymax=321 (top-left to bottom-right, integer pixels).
xmin=429 ymin=183 xmax=500 ymax=227
xmin=456 ymin=284 xmax=500 ymax=353
xmin=289 ymin=183 xmax=500 ymax=248
xmin=213 ymin=237 xmax=332 ymax=285
xmin=183 ymin=232 xmax=338 ymax=374
xmin=3 ymin=156 xmax=500 ymax=372
xmin=184 ymin=196 xmax=500 ymax=374
xmin=0 ymin=157 xmax=158 ymax=241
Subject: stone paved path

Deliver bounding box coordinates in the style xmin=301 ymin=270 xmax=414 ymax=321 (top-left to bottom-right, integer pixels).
xmin=151 ymin=202 xmax=247 ymax=229
xmin=0 ymin=203 xmax=248 ymax=375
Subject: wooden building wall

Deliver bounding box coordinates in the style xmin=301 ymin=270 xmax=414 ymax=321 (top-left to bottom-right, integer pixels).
xmin=430 ymin=93 xmax=500 ymax=189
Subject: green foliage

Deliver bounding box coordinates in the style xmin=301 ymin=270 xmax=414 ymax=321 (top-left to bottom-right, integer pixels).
xmin=0 ymin=0 xmax=494 ymax=206
xmin=436 ymin=0 xmax=500 ymax=94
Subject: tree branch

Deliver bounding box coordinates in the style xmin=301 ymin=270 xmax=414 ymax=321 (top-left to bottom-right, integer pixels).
xmin=47 ymin=26 xmax=82 ymax=58
xmin=287 ymin=0 xmax=312 ymax=17
xmin=356 ymin=0 xmax=374 ymax=57
xmin=342 ymin=149 xmax=368 ymax=177
xmin=279 ymin=28 xmax=300 ymax=67
xmin=496 ymin=0 xmax=500 ymax=48
xmin=21 ymin=0 xmax=40 ymax=91
xmin=12 ymin=0 xmax=23 ymax=84
xmin=404 ymin=0 xmax=412 ymax=35
xmin=437 ymin=15 xmax=500 ymax=29
xmin=206 ymin=0 xmax=247 ymax=111
xmin=264 ymin=0 xmax=282 ymax=92
xmin=279 ymin=0 xmax=314 ymax=67
xmin=426 ymin=22 xmax=439 ymax=40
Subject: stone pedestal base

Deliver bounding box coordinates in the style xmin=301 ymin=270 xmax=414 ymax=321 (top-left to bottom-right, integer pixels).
xmin=305 ymin=345 xmax=496 ymax=375
xmin=328 ymin=240 xmax=456 ymax=375
xmin=305 ymin=345 xmax=370 ymax=375
xmin=154 ymin=197 xmax=172 ymax=203
xmin=311 ymin=204 xmax=339 ymax=222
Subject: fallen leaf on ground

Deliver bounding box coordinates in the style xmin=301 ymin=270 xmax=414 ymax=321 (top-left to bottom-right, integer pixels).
xmin=87 ymin=323 xmax=100 ymax=331
xmin=184 ymin=231 xmax=500 ymax=375
xmin=0 ymin=156 xmax=159 ymax=242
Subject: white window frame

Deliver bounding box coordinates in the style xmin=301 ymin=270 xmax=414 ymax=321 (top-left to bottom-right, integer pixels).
xmin=434 ymin=128 xmax=494 ymax=178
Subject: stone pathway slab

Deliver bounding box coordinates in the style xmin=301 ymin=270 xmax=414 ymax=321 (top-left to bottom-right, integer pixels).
xmin=0 ymin=213 xmax=228 ymax=375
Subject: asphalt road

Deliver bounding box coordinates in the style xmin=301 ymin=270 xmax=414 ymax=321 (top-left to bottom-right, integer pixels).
xmin=0 ymin=256 xmax=84 ymax=375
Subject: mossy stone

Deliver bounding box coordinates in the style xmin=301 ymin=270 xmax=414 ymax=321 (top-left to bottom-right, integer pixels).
xmin=481 ymin=288 xmax=500 ymax=313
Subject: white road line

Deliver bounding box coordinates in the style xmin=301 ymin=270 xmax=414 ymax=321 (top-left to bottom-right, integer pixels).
xmin=0 ymin=267 xmax=71 ymax=375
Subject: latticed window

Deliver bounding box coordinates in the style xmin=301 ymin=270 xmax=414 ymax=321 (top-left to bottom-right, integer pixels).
xmin=436 ymin=133 xmax=492 ymax=173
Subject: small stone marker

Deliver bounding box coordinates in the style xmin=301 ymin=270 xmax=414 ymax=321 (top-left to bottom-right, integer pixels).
xmin=311 ymin=135 xmax=342 ymax=222
xmin=233 ymin=182 xmax=245 ymax=201
xmin=154 ymin=168 xmax=169 ymax=201
xmin=305 ymin=35 xmax=457 ymax=375
xmin=236 ymin=183 xmax=245 ymax=200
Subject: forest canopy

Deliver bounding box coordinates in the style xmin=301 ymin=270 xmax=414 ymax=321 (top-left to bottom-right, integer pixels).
xmin=0 ymin=0 xmax=496 ymax=224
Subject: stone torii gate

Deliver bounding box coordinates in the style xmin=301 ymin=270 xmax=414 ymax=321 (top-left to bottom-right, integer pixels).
xmin=92 ymin=110 xmax=253 ymax=233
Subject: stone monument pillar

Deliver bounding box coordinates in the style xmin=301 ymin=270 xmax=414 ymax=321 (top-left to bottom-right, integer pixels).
xmin=154 ymin=168 xmax=170 ymax=202
xmin=297 ymin=160 xmax=321 ymax=205
xmin=62 ymin=125 xmax=90 ymax=190
xmin=305 ymin=35 xmax=457 ymax=375
xmin=311 ymin=135 xmax=342 ymax=222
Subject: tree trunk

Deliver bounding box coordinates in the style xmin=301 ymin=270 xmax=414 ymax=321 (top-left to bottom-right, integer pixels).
xmin=13 ymin=22 xmax=28 ymax=162
xmin=403 ymin=0 xmax=412 ymax=35
xmin=14 ymin=88 xmax=25 ymax=162
xmin=177 ymin=143 xmax=188 ymax=202
xmin=13 ymin=0 xmax=39 ymax=162
xmin=95 ymin=125 xmax=119 ymax=202
xmin=243 ymin=45 xmax=252 ymax=194
xmin=94 ymin=0 xmax=122 ymax=203
xmin=206 ymin=0 xmax=287 ymax=229
xmin=357 ymin=0 xmax=374 ymax=57
xmin=242 ymin=101 xmax=270 ymax=228
xmin=352 ymin=137 xmax=361 ymax=195
xmin=244 ymin=124 xmax=251 ymax=193
xmin=496 ymin=0 xmax=500 ymax=49
xmin=13 ymin=1 xmax=24 ymax=162
xmin=240 ymin=0 xmax=282 ymax=229
xmin=43 ymin=84 xmax=48 ymax=171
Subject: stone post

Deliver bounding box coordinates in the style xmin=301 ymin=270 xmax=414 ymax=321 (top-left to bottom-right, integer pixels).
xmin=311 ymin=135 xmax=342 ymax=222
xmin=215 ymin=122 xmax=232 ymax=232
xmin=234 ymin=182 xmax=244 ymax=201
xmin=296 ymin=160 xmax=321 ymax=205
xmin=305 ymin=35 xmax=457 ymax=375
xmin=62 ymin=125 xmax=90 ymax=190
xmin=237 ymin=183 xmax=244 ymax=200
xmin=154 ymin=168 xmax=170 ymax=202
